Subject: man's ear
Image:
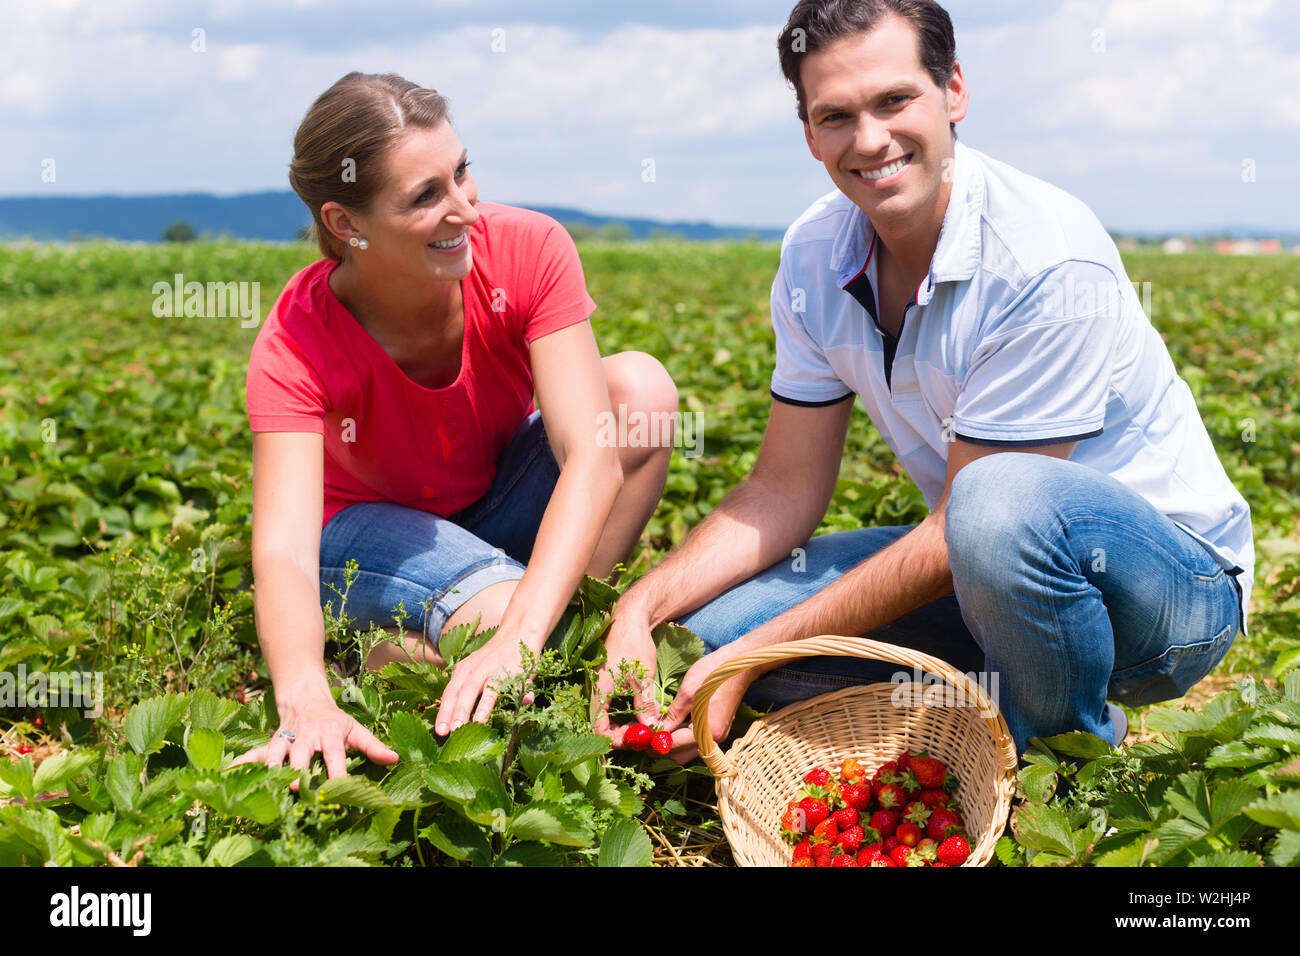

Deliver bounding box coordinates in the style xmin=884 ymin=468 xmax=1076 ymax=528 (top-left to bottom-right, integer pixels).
xmin=945 ymin=62 xmax=969 ymax=126
xmin=803 ymin=121 xmax=822 ymax=162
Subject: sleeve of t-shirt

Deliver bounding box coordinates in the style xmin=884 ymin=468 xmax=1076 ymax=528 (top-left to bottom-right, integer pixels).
xmin=520 ymin=223 xmax=598 ymax=343
xmin=952 ymin=260 xmax=1121 ymax=446
xmin=769 ymin=251 xmax=854 ymax=406
xmin=245 ymin=326 xmax=330 ymax=435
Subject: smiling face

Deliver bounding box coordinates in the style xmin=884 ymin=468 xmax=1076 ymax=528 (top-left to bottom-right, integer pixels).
xmin=322 ymin=120 xmax=479 ymax=284
xmin=800 ymin=14 xmax=967 ymax=231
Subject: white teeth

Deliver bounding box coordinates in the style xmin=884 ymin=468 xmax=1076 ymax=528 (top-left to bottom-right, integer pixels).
xmin=429 ymin=234 xmax=466 ymax=249
xmin=860 ymin=156 xmax=910 ymax=181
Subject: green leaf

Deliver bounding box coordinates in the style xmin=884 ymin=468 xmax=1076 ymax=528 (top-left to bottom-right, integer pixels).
xmin=993 ymin=835 xmax=1025 ymax=866
xmin=597 ymin=818 xmax=652 ymax=867
xmin=509 ymin=802 xmax=592 ymax=847
xmin=439 ymin=722 xmax=504 ymax=764
xmin=1034 ymin=731 xmax=1114 ymax=760
xmin=1285 ymin=668 xmax=1300 ymax=703
xmin=32 ymin=751 xmax=97 ymax=793
xmin=184 ymin=727 xmax=224 ymax=771
xmin=422 ymin=761 xmax=511 ymax=824
xmin=1189 ymin=850 xmax=1262 ymax=867
xmin=1269 ymin=828 xmax=1300 ymax=867
xmin=105 ymin=754 xmax=142 ymax=812
xmin=1243 ymin=790 xmax=1300 ymax=831
xmin=319 ymin=775 xmax=395 ymax=810
xmin=1210 ymin=779 xmax=1261 ymax=827
xmin=1206 ymin=740 xmax=1277 ymax=769
xmin=420 ymin=813 xmax=491 ymax=865
xmin=1164 ymin=773 xmax=1213 ymax=830
xmin=123 ymin=693 xmax=189 ymax=756
xmin=1243 ymin=723 xmax=1300 ymax=750
xmin=1017 ymin=764 xmax=1058 ymax=803
xmin=204 ymin=834 xmax=262 ymax=867
xmin=1012 ymin=804 xmax=1082 ymax=858
xmin=387 ymin=712 xmax=439 ymax=763
xmin=380 ymin=762 xmax=431 ymax=806
xmin=496 ymin=841 xmax=561 ymax=867
xmin=1094 ymin=836 xmax=1157 ymax=867
xmin=545 ymin=733 xmax=610 ymax=771
xmin=1146 ymin=819 xmax=1208 ymax=865
xmin=188 ymin=689 xmax=240 ymax=731
xmin=0 ymin=756 xmax=36 ymax=802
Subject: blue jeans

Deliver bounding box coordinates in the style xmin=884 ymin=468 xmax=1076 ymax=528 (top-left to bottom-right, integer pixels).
xmin=678 ymin=453 xmax=1244 ymax=756
xmin=318 ymin=410 xmax=559 ymax=644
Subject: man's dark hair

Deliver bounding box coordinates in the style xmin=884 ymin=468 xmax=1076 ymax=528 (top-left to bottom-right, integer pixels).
xmin=777 ymin=0 xmax=958 ymax=136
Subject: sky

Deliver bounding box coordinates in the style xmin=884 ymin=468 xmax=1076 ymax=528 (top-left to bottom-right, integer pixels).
xmin=3 ymin=0 xmax=1298 ymax=233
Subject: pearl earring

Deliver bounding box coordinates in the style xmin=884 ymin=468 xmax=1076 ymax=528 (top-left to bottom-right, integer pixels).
xmin=349 ymin=236 xmax=369 ymax=250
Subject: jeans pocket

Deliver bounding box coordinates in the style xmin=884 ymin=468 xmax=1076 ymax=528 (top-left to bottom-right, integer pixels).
xmin=1107 ymin=622 xmax=1237 ymax=707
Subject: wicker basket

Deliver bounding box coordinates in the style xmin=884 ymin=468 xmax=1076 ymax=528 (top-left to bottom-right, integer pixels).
xmin=690 ymin=635 xmax=1018 ymax=866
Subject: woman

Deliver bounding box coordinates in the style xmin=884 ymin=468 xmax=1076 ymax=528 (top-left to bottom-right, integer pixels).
xmin=232 ymin=72 xmax=677 ymax=782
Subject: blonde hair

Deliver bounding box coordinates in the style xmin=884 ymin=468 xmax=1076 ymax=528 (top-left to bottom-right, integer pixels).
xmin=289 ymin=72 xmax=450 ymax=260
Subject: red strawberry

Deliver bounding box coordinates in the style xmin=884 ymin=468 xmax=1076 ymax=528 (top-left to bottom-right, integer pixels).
xmin=780 ymin=802 xmax=807 ymax=841
xmin=840 ymin=781 xmax=872 ymax=811
xmin=896 ymin=822 xmax=922 ymax=847
xmin=857 ymin=843 xmax=884 ymax=866
xmin=876 ymin=784 xmax=906 ymax=810
xmin=912 ymin=838 xmax=939 ymax=864
xmin=649 ymin=731 xmax=673 ymax=755
xmin=868 ymin=809 xmax=900 ymax=838
xmin=798 ymin=798 xmax=831 ymax=829
xmin=792 ymin=839 xmax=813 ymax=861
xmin=926 ymin=808 xmax=964 ymax=841
xmin=869 ymin=853 xmax=897 ymax=867
xmin=937 ymin=834 xmax=971 ymax=866
xmin=812 ymin=817 xmax=839 ymax=845
xmin=812 ymin=843 xmax=834 ymax=867
xmin=804 ymin=766 xmax=832 ymax=788
xmin=792 ymin=856 xmax=815 ymax=867
xmin=919 ymin=789 xmax=952 ymax=808
xmin=836 ymin=825 xmax=866 ymax=853
xmin=909 ymin=755 xmax=948 ymax=789
xmin=889 ymin=845 xmax=913 ymax=866
xmin=896 ymin=750 xmax=913 ymax=770
xmin=882 ymin=835 xmax=900 ymax=853
xmin=830 ymin=853 xmax=858 ymax=866
xmin=841 ymin=756 xmax=869 ymax=784
xmin=622 ymin=723 xmax=652 ymax=751
xmin=930 ymin=862 xmax=951 ymax=867
xmin=832 ymin=807 xmax=859 ymax=829
xmin=32 ymin=716 xmax=44 ymax=729
xmin=871 ymin=760 xmax=899 ymax=790
xmin=903 ymin=800 xmax=931 ymax=827
xmin=16 ymin=745 xmax=33 ymax=755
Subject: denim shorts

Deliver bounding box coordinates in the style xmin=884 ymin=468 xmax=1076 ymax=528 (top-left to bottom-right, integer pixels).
xmin=318 ymin=410 xmax=558 ymax=646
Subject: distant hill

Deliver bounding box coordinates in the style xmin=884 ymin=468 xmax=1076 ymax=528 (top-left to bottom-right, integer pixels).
xmin=0 ymin=191 xmax=785 ymax=243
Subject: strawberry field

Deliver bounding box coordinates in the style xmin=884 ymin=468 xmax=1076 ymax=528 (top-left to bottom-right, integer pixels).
xmin=2 ymin=239 xmax=1299 ymax=867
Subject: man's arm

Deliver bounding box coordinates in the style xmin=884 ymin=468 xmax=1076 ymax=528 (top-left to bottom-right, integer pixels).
xmin=656 ymin=437 xmax=1078 ymax=755
xmin=716 ymin=436 xmax=1077 ymax=666
xmin=592 ymin=393 xmax=854 ymax=740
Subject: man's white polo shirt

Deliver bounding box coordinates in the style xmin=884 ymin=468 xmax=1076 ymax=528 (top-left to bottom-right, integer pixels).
xmin=769 ymin=139 xmax=1254 ymax=633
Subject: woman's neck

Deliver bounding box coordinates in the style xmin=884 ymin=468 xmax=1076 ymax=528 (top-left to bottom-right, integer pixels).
xmin=329 ymin=256 xmax=461 ymax=338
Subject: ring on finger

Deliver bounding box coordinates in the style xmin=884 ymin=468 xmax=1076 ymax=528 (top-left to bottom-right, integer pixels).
xmin=279 ymin=730 xmax=297 ymax=740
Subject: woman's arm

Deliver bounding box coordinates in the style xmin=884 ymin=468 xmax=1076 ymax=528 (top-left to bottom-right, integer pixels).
xmin=231 ymin=431 xmax=398 ymax=782
xmin=433 ymin=319 xmax=623 ymax=734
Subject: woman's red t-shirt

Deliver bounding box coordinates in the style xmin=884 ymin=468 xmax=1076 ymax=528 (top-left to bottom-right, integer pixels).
xmin=245 ymin=202 xmax=597 ymax=530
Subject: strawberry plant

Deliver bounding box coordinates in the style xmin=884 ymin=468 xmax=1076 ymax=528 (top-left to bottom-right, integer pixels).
xmin=997 ymin=673 xmax=1300 ymax=866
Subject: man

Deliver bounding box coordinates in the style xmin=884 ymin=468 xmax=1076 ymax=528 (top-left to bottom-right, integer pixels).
xmin=592 ymin=0 xmax=1252 ymax=761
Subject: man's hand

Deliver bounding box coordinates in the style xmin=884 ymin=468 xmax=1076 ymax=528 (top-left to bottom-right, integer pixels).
xmin=657 ymin=643 xmax=755 ymax=765
xmin=592 ymin=602 xmax=663 ymax=747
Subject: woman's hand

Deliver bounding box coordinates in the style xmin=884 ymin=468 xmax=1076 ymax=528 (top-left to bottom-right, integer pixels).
xmin=434 ymin=629 xmax=537 ymax=736
xmin=229 ymin=689 xmax=399 ymax=791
